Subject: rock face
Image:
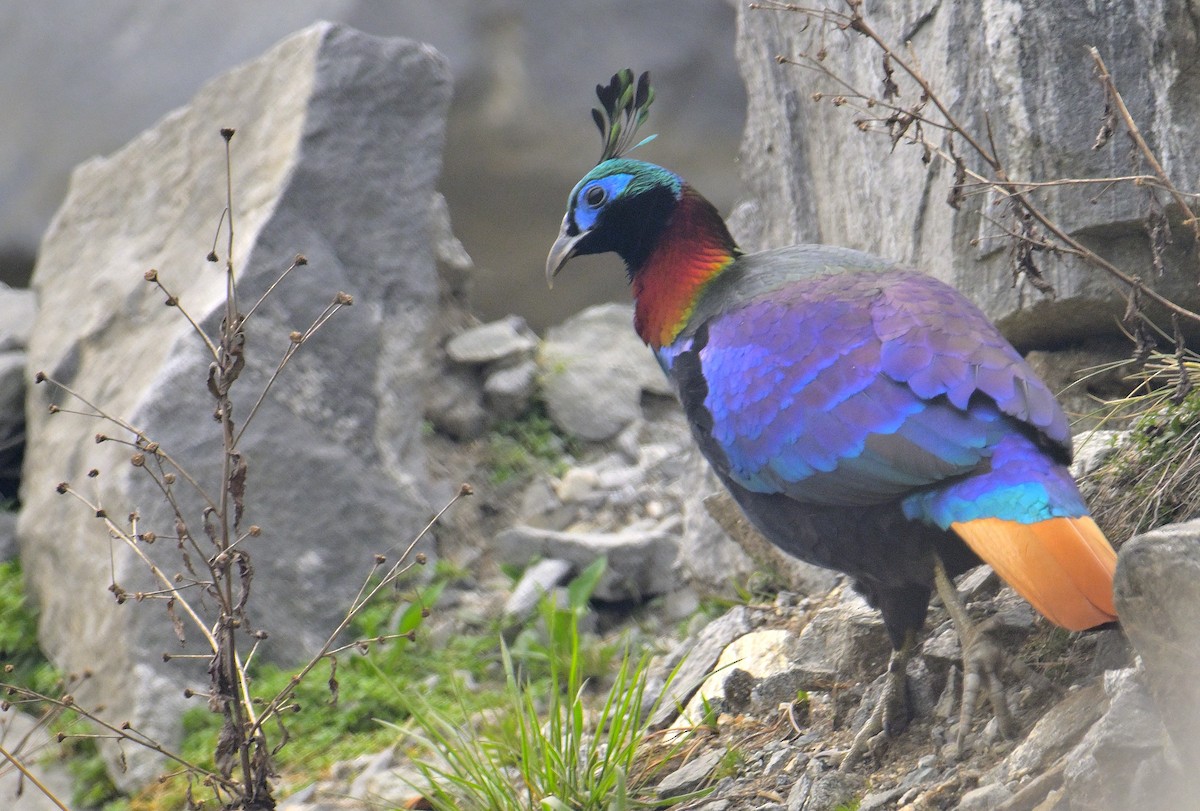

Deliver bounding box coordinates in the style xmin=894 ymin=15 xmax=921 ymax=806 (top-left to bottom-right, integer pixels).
xmin=1114 ymin=519 xmax=1200 ymax=789
xmin=0 ymin=1 xmax=744 ymax=332
xmin=732 ymin=0 xmax=1200 ymax=349
xmin=19 ymin=23 xmax=450 ymax=787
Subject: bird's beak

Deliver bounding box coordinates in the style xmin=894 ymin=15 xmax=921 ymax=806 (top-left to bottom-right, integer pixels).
xmin=545 ymin=215 xmax=583 ymax=289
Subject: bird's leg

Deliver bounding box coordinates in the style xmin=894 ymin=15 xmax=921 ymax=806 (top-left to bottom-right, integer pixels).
xmin=932 ymin=556 xmax=1019 ymax=756
xmin=840 ymin=628 xmax=916 ymax=771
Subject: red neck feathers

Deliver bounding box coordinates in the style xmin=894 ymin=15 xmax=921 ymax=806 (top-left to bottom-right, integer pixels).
xmin=632 ymin=187 xmax=739 ymax=348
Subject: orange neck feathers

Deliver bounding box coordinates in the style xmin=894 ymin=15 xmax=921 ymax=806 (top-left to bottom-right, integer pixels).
xmin=632 ymin=188 xmax=739 ymax=348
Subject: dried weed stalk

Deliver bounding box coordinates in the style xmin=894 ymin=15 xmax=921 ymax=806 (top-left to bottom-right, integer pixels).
xmin=0 ymin=129 xmax=468 ymax=810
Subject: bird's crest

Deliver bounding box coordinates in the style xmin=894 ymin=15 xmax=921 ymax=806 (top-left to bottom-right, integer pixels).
xmin=592 ymin=69 xmax=656 ymax=164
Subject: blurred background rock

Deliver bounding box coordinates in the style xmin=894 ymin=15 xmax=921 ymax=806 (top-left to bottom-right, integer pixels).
xmin=0 ymin=0 xmax=745 ymax=330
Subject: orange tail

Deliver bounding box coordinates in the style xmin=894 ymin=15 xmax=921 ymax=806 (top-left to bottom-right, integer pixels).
xmin=950 ymin=515 xmax=1117 ymax=631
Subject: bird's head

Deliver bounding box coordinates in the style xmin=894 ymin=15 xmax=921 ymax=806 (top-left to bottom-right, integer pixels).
xmin=546 ymin=69 xmax=678 ymax=285
xmin=546 ymin=157 xmax=683 ymax=284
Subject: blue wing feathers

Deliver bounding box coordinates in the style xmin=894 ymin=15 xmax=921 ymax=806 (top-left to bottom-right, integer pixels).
xmin=665 ymin=250 xmax=1079 ymax=521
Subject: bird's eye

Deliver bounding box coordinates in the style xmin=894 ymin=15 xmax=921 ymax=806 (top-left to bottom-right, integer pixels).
xmin=585 ymin=186 xmax=606 ymax=207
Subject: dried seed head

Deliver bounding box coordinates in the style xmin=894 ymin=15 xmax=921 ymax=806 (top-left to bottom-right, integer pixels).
xmin=183 ymin=688 xmax=195 ymax=698
xmin=162 ymin=653 xmax=172 ymax=662
xmin=459 ymin=482 xmax=474 ymax=497
xmin=374 ymin=554 xmax=386 ymax=565
xmin=812 ymin=92 xmax=824 ymax=102
xmin=48 ymin=404 xmax=59 ymax=413
xmin=415 ymin=552 xmax=427 ymax=565
xmin=95 ymin=509 xmax=106 ymax=518
xmin=3 ymin=664 xmax=12 ymax=673
xmin=164 ymin=296 xmax=178 ymax=307
xmin=253 ymin=630 xmax=268 ymax=640
xmin=145 ymin=442 xmax=160 ymax=454
xmin=248 ymin=525 xmax=261 ymax=537
xmin=34 ymin=371 xmax=46 ymax=383
xmin=289 ymin=331 xmax=303 ymax=344
xmin=131 ymin=453 xmax=146 ymax=467
xmin=294 ymin=254 xmax=308 ymax=266
xmin=335 ymin=291 xmax=354 ymax=305
xmin=163 ymin=473 xmax=176 ymax=485
xmin=220 ymin=127 xmax=235 ymax=141
xmin=57 ymin=732 xmax=67 ymax=743
xmin=95 ymin=433 xmax=107 ymax=443
xmin=55 ymin=482 xmax=69 ymax=494
xmin=88 ymin=468 xmax=100 ymax=478
xmin=144 ymin=269 xmax=158 ymax=282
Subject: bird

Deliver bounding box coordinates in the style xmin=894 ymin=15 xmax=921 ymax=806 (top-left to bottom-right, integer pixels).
xmin=546 ymin=70 xmax=1118 ymax=765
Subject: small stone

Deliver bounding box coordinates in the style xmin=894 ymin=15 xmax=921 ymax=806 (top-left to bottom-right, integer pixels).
xmin=445 ymin=315 xmax=537 ymax=366
xmin=540 ymin=303 xmax=673 ymax=441
xmin=656 ymin=747 xmax=724 ymax=799
xmin=957 ymin=783 xmax=1013 ymax=811
xmin=425 ymin=366 xmax=488 ymax=440
xmin=494 ymin=523 xmax=679 ymax=602
xmin=503 ymin=558 xmax=572 ymax=620
xmin=483 ymin=359 xmax=537 ymax=421
xmin=556 ymin=467 xmax=599 ymax=502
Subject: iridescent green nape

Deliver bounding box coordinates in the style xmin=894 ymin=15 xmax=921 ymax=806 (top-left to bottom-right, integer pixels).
xmin=592 ymin=69 xmax=656 ymax=164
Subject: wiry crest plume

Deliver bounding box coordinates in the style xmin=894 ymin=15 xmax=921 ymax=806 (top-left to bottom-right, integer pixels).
xmin=592 ymin=69 xmax=656 ymax=164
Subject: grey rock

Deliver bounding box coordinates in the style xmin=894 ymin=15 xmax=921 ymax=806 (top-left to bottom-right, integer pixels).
xmin=989 ymin=682 xmax=1107 ymax=784
xmin=0 ymin=351 xmax=24 ymax=493
xmin=0 ymin=510 xmax=16 ymax=561
xmin=503 ymin=557 xmax=572 ymax=620
xmin=652 ymin=606 xmax=754 ymax=729
xmin=0 ymin=286 xmax=35 ymax=352
xmin=1113 ymin=519 xmax=1200 ymax=770
xmin=786 ymin=759 xmax=864 ymax=811
xmin=445 ymin=316 xmax=536 ymax=366
xmin=494 ymin=522 xmax=679 ymax=602
xmin=425 ymin=365 xmax=488 ymax=440
xmin=860 ymin=787 xmax=905 ymax=810
xmin=733 ymin=0 xmax=1200 ymax=348
xmin=347 ymin=746 xmax=396 ymax=800
xmin=539 ymin=303 xmax=673 ymax=441
xmin=656 ymin=747 xmax=724 ymax=800
xmin=679 ymin=628 xmax=803 ymax=724
xmin=791 ymin=592 xmax=891 ymax=685
xmin=1061 ymin=666 xmax=1184 ymax=811
xmin=19 ymin=23 xmax=450 ymax=788
xmin=957 ymin=783 xmax=1012 ymax=811
xmin=484 ymin=359 xmax=537 ymax=421
xmin=1070 ymin=429 xmax=1127 ymax=479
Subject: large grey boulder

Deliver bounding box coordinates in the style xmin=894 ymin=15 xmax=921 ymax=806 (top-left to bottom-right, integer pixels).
xmin=539 ymin=303 xmax=673 ymax=442
xmin=732 ymin=1 xmax=1200 ymax=349
xmin=19 ymin=23 xmax=451 ymax=787
xmin=1114 ymin=519 xmax=1200 ymax=782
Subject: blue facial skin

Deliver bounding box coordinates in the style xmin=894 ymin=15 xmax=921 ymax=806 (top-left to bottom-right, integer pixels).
xmin=570 ymin=173 xmax=634 ymax=231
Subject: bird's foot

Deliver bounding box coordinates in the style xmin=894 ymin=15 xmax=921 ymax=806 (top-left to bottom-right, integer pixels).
xmin=840 ymin=636 xmax=914 ymax=771
xmin=934 ymin=559 xmax=1048 ymax=758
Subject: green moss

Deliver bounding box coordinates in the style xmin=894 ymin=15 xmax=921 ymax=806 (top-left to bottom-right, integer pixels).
xmin=485 ymin=404 xmax=579 ymax=485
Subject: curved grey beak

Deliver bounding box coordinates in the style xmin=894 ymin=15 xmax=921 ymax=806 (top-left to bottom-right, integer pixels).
xmin=546 ymin=215 xmax=583 ymax=289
